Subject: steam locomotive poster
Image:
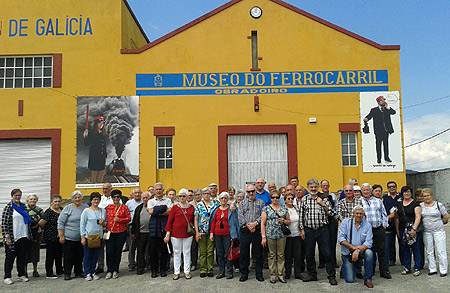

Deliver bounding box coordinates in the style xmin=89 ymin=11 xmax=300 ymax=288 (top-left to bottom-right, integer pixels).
xmin=360 ymin=91 xmax=403 ymax=173
xmin=76 ymin=96 xmax=140 ymax=188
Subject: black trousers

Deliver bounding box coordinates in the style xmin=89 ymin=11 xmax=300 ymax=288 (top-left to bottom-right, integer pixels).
xmin=372 ymin=226 xmax=389 ymax=274
xmin=191 ymin=236 xmax=198 ymax=267
xmin=304 ymin=226 xmax=335 ymax=278
xmin=45 ymin=241 xmax=63 ymax=276
xmin=149 ymin=235 xmax=168 ymax=273
xmin=135 ymin=233 xmax=150 ymax=273
xmin=284 ymin=236 xmax=305 ymax=277
xmin=375 ymin=132 xmax=390 ymax=161
xmin=239 ymin=228 xmax=263 ymax=277
xmin=4 ymin=237 xmax=29 ymax=279
xmin=319 ymin=217 xmax=338 ymax=267
xmin=63 ymin=240 xmax=84 ymax=276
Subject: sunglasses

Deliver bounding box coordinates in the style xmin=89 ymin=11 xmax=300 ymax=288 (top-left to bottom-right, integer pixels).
xmin=344 ymin=190 xmax=353 ymax=192
xmin=112 ymin=196 xmax=121 ymax=199
xmin=271 ymin=196 xmax=280 ymax=199
xmin=179 ymin=195 xmax=186 ymax=198
xmin=247 ymin=190 xmax=256 ymax=193
xmin=388 ymin=186 xmax=396 ymax=188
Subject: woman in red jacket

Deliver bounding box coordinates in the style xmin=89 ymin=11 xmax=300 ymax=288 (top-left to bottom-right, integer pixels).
xmin=164 ymin=188 xmax=195 ymax=280
xmin=104 ymin=189 xmax=131 ymax=279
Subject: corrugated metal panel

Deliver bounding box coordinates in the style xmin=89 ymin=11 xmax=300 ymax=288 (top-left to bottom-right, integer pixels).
xmin=228 ymin=134 xmax=288 ymax=191
xmin=0 ymin=139 xmax=51 ymax=216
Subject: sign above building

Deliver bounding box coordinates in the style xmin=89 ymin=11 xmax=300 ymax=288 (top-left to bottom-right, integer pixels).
xmin=136 ymin=70 xmax=388 ymax=96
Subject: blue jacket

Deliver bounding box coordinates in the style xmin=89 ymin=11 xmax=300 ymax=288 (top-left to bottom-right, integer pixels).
xmin=149 ymin=205 xmax=168 ymax=238
xmin=209 ymin=205 xmax=240 ymax=239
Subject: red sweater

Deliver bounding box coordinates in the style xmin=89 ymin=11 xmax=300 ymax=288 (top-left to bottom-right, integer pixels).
xmin=165 ymin=204 xmax=194 ymax=238
xmin=211 ymin=208 xmax=230 ymax=235
xmin=105 ymin=204 xmax=131 ymax=234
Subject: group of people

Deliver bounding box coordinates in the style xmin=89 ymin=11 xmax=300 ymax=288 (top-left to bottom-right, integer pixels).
xmin=2 ymin=177 xmax=448 ymax=288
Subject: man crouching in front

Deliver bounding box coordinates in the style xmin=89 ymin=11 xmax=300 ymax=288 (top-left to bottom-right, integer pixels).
xmin=338 ymin=205 xmax=374 ymax=288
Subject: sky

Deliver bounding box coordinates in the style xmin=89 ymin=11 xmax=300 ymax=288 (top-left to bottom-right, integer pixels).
xmin=127 ymin=0 xmax=450 ymax=172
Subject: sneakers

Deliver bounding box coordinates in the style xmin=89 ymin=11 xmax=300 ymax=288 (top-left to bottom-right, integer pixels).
xmin=17 ymin=276 xmax=29 ymax=282
xmin=46 ymin=274 xmax=58 ymax=279
xmin=112 ymin=271 xmax=119 ymax=279
xmin=105 ymin=272 xmax=112 ymax=279
xmin=4 ymin=278 xmax=13 ymax=285
xmin=92 ymin=274 xmax=100 ymax=280
xmin=85 ymin=275 xmax=93 ymax=281
xmin=33 ymin=271 xmax=40 ymax=278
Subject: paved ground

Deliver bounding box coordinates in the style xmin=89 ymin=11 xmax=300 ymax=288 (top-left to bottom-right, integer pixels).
xmin=1 ymin=225 xmax=449 ymax=292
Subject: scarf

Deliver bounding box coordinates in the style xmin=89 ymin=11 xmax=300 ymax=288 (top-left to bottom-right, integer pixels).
xmin=11 ymin=200 xmax=33 ymax=225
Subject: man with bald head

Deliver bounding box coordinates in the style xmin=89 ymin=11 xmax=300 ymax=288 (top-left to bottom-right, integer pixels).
xmin=131 ymin=191 xmax=151 ymax=274
xmin=126 ymin=187 xmax=143 ymax=271
xmin=255 ymin=178 xmax=271 ymax=206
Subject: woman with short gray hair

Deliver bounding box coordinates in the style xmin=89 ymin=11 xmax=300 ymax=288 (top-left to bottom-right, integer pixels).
xmin=57 ymin=191 xmax=88 ymax=280
xmin=25 ymin=193 xmax=44 ymax=278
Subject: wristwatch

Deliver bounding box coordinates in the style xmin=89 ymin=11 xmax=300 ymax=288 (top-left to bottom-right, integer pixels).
xmin=261 ymin=235 xmax=266 ymax=238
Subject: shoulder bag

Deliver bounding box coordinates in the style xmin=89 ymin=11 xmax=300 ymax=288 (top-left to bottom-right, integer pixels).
xmin=104 ymin=205 xmax=121 ymax=241
xmin=269 ymin=205 xmax=291 ymax=235
xmin=87 ymin=209 xmax=102 ymax=249
xmin=179 ymin=204 xmax=195 ymax=236
xmin=400 ymin=203 xmax=417 ymax=246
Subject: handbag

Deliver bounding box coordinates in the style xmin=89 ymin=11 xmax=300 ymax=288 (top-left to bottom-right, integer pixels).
xmin=400 ymin=204 xmax=417 ymax=246
xmin=228 ymin=239 xmax=240 ymax=261
xmin=104 ymin=205 xmax=122 ymax=241
xmin=179 ymin=204 xmax=195 ymax=236
xmin=269 ymin=205 xmax=291 ymax=235
xmin=87 ymin=233 xmax=101 ymax=249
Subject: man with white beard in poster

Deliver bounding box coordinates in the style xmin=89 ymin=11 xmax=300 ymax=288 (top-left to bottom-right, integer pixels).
xmin=363 ymin=96 xmax=396 ymax=164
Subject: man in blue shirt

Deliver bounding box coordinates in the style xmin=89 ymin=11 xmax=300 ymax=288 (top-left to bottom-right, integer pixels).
xmin=338 ymin=205 xmax=374 ymax=288
xmin=255 ymin=178 xmax=271 ymax=206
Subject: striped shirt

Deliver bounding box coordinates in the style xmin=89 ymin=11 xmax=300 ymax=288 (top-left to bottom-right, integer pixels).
xmin=361 ymin=196 xmax=388 ymax=228
xmin=238 ymin=197 xmax=265 ymax=227
xmin=299 ymin=194 xmax=333 ymax=230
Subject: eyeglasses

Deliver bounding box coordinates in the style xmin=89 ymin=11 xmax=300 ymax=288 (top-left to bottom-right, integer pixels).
xmin=247 ymin=190 xmax=256 ymax=193
xmin=344 ymin=190 xmax=353 ymax=192
xmin=388 ymin=186 xmax=396 ymax=189
xmin=285 ymin=198 xmax=294 ymax=200
xmin=271 ymin=196 xmax=280 ymax=199
xmin=220 ymin=197 xmax=228 ymax=200
xmin=112 ymin=195 xmax=121 ymax=199
xmin=92 ymin=198 xmax=100 ymax=201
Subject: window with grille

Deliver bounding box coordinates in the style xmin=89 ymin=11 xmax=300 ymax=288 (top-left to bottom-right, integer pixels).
xmin=0 ymin=55 xmax=53 ymax=89
xmin=341 ymin=133 xmax=358 ymax=166
xmin=157 ymin=136 xmax=173 ymax=169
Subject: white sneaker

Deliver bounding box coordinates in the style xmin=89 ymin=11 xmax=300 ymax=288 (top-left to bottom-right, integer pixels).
xmin=112 ymin=271 xmax=119 ymax=279
xmin=85 ymin=274 xmax=93 ymax=281
xmin=105 ymin=272 xmax=112 ymax=279
xmin=92 ymin=274 xmax=100 ymax=280
xmin=4 ymin=278 xmax=13 ymax=285
xmin=18 ymin=276 xmax=29 ymax=282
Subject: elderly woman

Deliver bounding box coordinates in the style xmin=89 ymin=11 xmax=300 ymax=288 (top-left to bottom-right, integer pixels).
xmin=195 ymin=187 xmax=220 ymax=277
xmin=415 ymin=189 xmax=425 ymax=269
xmin=164 ymin=188 xmax=195 ymax=280
xmin=209 ymin=192 xmax=239 ymax=279
xmin=420 ymin=188 xmax=449 ymax=277
xmin=81 ymin=192 xmax=107 ymax=281
xmin=190 ymin=188 xmax=203 ymax=271
xmin=2 ymin=189 xmax=32 ymax=285
xmin=39 ymin=194 xmax=63 ymax=279
xmin=104 ymin=189 xmax=131 ymax=279
xmin=353 ymin=186 xmax=362 ymax=199
xmin=395 ymin=186 xmax=421 ymax=276
xmin=25 ymin=193 xmax=44 ymax=278
xmin=58 ymin=190 xmax=88 ymax=280
xmin=372 ymin=184 xmax=383 ymax=199
xmin=261 ymin=190 xmax=291 ymax=283
xmin=284 ymin=192 xmax=304 ymax=279
xmin=227 ymin=187 xmax=236 ymax=204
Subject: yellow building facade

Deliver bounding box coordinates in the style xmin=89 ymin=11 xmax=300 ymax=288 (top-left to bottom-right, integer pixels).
xmin=0 ymin=0 xmax=405 ymax=199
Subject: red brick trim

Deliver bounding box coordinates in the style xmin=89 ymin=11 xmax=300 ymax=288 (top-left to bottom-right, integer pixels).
xmin=218 ymin=124 xmax=297 ymax=191
xmin=18 ymin=100 xmax=24 ymax=116
xmin=52 ymin=53 xmax=62 ymax=88
xmin=154 ymin=126 xmax=175 ymax=136
xmin=121 ymin=0 xmax=399 ymax=54
xmin=339 ymin=123 xmax=360 ymax=132
xmin=250 ymin=68 xmax=261 ymax=71
xmin=0 ymin=129 xmax=61 ymax=197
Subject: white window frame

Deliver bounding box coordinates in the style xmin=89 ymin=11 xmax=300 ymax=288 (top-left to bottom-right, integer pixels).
xmin=0 ymin=55 xmax=53 ymax=89
xmin=341 ymin=132 xmax=358 ymax=166
xmin=157 ymin=136 xmax=173 ymax=169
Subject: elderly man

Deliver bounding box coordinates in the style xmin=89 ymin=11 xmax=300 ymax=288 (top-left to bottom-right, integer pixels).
xmin=131 ymin=191 xmax=151 ymax=275
xmin=126 ymin=187 xmax=143 ymax=271
xmin=382 ymin=181 xmax=403 ymax=266
xmin=337 ymin=185 xmax=363 ymax=222
xmin=318 ymin=180 xmax=339 ymax=269
xmin=268 ymin=182 xmax=277 ymax=193
xmin=338 ymin=205 xmax=374 ymax=288
xmin=255 ymin=178 xmax=271 ymax=206
xmin=299 ymin=179 xmax=337 ymax=285
xmin=209 ymin=183 xmax=218 ymax=201
xmin=238 ymin=184 xmax=265 ymax=282
xmin=147 ymin=182 xmax=172 ymax=278
xmin=339 ymin=178 xmax=358 ymax=200
xmin=361 ymin=183 xmax=391 ymax=279
xmin=147 ymin=186 xmax=155 ymax=199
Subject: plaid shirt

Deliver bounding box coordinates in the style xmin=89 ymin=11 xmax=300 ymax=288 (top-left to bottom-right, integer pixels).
xmin=299 ymin=194 xmax=333 ymax=230
xmin=361 ymin=196 xmax=388 ymax=228
xmin=1 ymin=201 xmax=31 ymax=251
xmin=337 ymin=197 xmax=362 ymax=221
xmin=238 ymin=197 xmax=265 ymax=227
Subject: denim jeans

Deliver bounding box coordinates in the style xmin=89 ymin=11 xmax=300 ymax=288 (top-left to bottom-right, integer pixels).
xmin=214 ymin=234 xmax=233 ymax=275
xmin=105 ymin=231 xmax=127 ymax=273
xmin=399 ymin=231 xmax=421 ymax=271
xmin=342 ymin=249 xmax=374 ymax=282
xmin=4 ymin=237 xmax=29 ymax=279
xmin=83 ymin=240 xmax=101 ymax=276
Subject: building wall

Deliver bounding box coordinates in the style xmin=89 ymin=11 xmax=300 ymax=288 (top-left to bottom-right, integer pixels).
xmin=407 ymin=168 xmax=450 ymax=208
xmin=1 ymin=0 xmax=406 ymax=197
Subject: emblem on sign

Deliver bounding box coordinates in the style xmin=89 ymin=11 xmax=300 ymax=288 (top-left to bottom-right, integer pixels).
xmin=154 ymin=74 xmax=162 ymax=87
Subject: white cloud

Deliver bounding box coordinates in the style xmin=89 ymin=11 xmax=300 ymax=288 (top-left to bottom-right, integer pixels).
xmin=404 ymin=113 xmax=450 ymax=171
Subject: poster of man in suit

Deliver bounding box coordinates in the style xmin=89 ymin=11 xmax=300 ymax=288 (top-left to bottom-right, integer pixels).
xmin=360 ymin=91 xmax=403 ymax=172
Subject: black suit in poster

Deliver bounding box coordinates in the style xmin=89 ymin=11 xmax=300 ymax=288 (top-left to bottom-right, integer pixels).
xmin=365 ymin=106 xmax=396 ymax=163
